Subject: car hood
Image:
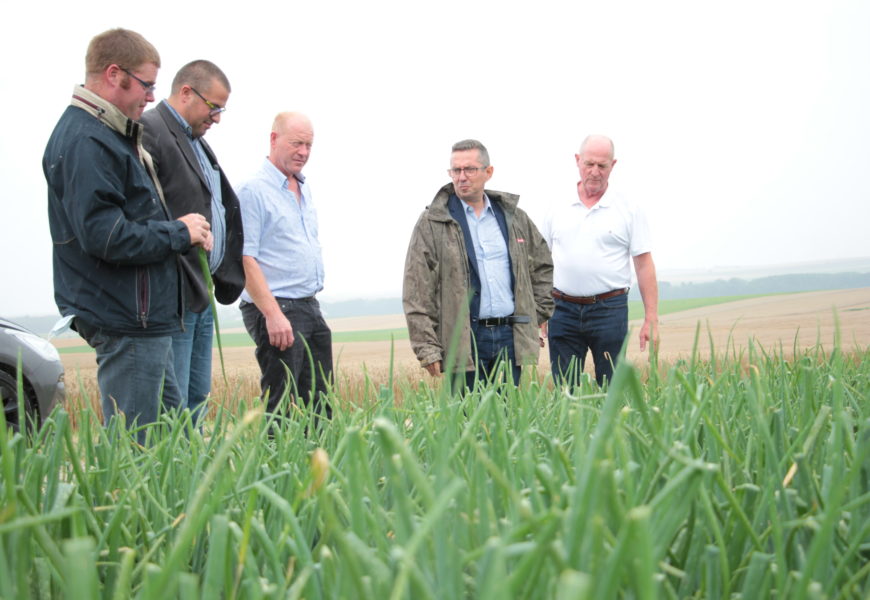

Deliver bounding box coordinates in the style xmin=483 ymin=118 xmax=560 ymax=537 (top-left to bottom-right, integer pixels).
xmin=0 ymin=318 xmax=32 ymax=335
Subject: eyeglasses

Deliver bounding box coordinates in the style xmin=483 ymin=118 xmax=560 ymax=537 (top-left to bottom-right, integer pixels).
xmin=119 ymin=67 xmax=156 ymax=93
xmin=447 ymin=166 xmax=485 ymax=178
xmin=190 ymin=86 xmax=227 ymax=117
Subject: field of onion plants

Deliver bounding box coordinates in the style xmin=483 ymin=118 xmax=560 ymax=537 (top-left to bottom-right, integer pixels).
xmin=1 ymin=342 xmax=869 ymax=598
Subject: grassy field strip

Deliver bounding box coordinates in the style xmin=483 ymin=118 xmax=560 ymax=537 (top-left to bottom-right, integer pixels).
xmin=2 ymin=342 xmax=868 ymax=597
xmin=55 ymin=295 xmax=771 ymax=354
xmin=645 ymin=293 xmax=773 ymax=316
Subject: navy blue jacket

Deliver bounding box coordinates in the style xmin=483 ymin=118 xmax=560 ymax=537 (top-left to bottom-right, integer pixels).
xmin=44 ymin=100 xmax=191 ymax=335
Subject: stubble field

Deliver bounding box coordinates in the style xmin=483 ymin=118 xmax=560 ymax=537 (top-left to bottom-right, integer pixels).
xmin=57 ymin=288 xmax=870 ymax=389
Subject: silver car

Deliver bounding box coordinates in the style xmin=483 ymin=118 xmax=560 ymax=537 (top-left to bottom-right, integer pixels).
xmin=0 ymin=317 xmax=65 ymax=429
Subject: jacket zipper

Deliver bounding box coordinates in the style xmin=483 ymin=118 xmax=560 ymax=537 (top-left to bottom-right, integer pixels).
xmin=137 ymin=267 xmax=150 ymax=328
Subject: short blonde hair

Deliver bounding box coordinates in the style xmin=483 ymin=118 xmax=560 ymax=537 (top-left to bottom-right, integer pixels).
xmin=272 ymin=112 xmax=312 ymax=135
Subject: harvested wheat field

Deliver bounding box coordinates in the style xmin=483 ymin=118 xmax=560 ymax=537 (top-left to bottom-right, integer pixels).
xmin=59 ymin=288 xmax=870 ymax=387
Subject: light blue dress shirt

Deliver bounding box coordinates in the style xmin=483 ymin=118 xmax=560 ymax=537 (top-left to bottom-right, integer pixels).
xmin=464 ymin=195 xmax=514 ymax=318
xmin=163 ymin=101 xmax=226 ymax=272
xmin=238 ymin=158 xmax=324 ymax=301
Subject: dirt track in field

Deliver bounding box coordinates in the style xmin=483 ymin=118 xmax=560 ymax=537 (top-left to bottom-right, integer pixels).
xmin=59 ymin=288 xmax=870 ymax=383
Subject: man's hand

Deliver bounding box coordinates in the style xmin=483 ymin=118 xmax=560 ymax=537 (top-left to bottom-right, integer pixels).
xmin=424 ymin=361 xmax=442 ymax=377
xmin=178 ymin=213 xmax=213 ymax=250
xmin=266 ymin=312 xmax=295 ymax=351
xmin=539 ymin=321 xmax=548 ymax=347
xmin=633 ymin=252 xmax=659 ymax=353
xmin=639 ymin=318 xmax=659 ymax=352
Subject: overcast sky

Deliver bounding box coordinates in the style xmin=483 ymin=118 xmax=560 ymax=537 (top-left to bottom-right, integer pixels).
xmin=2 ymin=0 xmax=868 ymax=317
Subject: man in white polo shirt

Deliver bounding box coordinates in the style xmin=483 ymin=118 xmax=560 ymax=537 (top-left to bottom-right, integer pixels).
xmin=541 ymin=135 xmax=658 ymax=385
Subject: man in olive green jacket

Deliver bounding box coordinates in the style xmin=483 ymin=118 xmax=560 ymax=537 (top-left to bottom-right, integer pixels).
xmin=402 ymin=139 xmax=553 ymax=388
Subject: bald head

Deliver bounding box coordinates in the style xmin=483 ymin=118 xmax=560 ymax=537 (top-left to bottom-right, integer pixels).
xmin=272 ymin=112 xmax=312 ymax=136
xmin=579 ymin=135 xmax=615 ymax=160
xmin=269 ymin=112 xmax=314 ymax=178
xmin=576 ymin=134 xmax=617 ymax=199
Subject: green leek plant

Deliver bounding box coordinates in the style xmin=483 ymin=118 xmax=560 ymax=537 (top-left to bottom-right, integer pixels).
xmin=198 ymin=247 xmax=226 ymax=384
xmin=1 ymin=342 xmax=868 ymax=597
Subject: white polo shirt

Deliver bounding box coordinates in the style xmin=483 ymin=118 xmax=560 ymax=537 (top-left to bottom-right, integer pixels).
xmin=541 ymin=188 xmax=652 ymax=297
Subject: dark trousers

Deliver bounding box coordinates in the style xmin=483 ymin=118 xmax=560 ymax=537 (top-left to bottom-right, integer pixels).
xmin=465 ymin=321 xmax=521 ymax=389
xmin=548 ymin=294 xmax=628 ymax=386
xmin=241 ymin=298 xmax=333 ymax=418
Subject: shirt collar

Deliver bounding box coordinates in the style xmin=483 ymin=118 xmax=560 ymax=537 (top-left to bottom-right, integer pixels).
xmin=572 ymin=183 xmax=614 ymax=209
xmin=464 ymin=193 xmax=492 ymax=215
xmin=162 ymin=99 xmax=195 ymax=139
xmin=70 ymin=84 xmax=142 ymax=141
xmin=262 ymin=157 xmax=306 ymax=190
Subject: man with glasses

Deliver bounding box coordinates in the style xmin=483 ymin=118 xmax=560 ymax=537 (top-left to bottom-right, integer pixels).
xmin=403 ymin=139 xmax=553 ymax=389
xmin=238 ymin=112 xmax=332 ymax=422
xmin=43 ymin=29 xmax=213 ymax=442
xmin=541 ymin=135 xmax=659 ymax=387
xmin=141 ymin=60 xmax=245 ymax=422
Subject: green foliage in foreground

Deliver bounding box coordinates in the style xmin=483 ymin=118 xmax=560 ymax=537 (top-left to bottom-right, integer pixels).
xmin=2 ymin=345 xmax=869 ymax=598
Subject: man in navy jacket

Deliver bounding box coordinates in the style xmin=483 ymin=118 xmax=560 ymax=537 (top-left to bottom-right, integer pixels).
xmin=43 ymin=29 xmax=212 ymax=441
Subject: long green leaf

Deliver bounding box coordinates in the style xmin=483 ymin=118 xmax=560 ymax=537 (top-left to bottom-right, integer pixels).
xmin=198 ymin=246 xmax=227 ymax=384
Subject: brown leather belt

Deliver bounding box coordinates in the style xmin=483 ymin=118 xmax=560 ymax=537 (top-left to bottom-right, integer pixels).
xmin=552 ymin=287 xmax=628 ymax=305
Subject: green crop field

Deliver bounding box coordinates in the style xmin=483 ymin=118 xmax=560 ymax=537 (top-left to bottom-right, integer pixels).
xmin=631 ymin=293 xmax=774 ymax=320
xmin=2 ymin=342 xmax=868 ymax=598
xmin=56 ymin=294 xmax=770 ymax=354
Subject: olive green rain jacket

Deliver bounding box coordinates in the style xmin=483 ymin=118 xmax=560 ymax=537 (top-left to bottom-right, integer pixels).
xmin=402 ymin=183 xmax=554 ymax=373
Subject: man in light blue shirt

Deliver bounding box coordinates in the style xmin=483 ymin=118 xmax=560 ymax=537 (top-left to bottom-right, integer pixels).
xmin=464 ymin=196 xmax=515 ymax=320
xmin=238 ymin=112 xmax=332 ymax=420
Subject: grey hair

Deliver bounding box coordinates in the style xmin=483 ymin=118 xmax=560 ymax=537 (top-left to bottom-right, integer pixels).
xmin=451 ymin=139 xmax=490 ymax=167
xmin=579 ymin=135 xmax=615 ymax=159
xmin=171 ymin=60 xmax=231 ymax=95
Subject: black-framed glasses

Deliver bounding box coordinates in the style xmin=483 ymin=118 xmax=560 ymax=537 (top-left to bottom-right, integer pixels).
xmin=190 ymin=86 xmax=227 ymax=117
xmin=119 ymin=67 xmax=156 ymax=93
xmin=448 ymin=166 xmax=484 ymax=178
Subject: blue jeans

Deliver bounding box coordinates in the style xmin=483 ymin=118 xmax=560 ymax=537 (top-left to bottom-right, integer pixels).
xmin=548 ymin=293 xmax=628 ymax=386
xmin=465 ymin=321 xmax=521 ymax=389
xmin=172 ymin=307 xmax=214 ymax=421
xmin=76 ymin=319 xmax=182 ymax=444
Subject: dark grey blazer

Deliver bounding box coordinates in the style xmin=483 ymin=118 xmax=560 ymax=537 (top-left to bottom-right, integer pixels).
xmin=141 ymin=101 xmax=245 ymax=312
